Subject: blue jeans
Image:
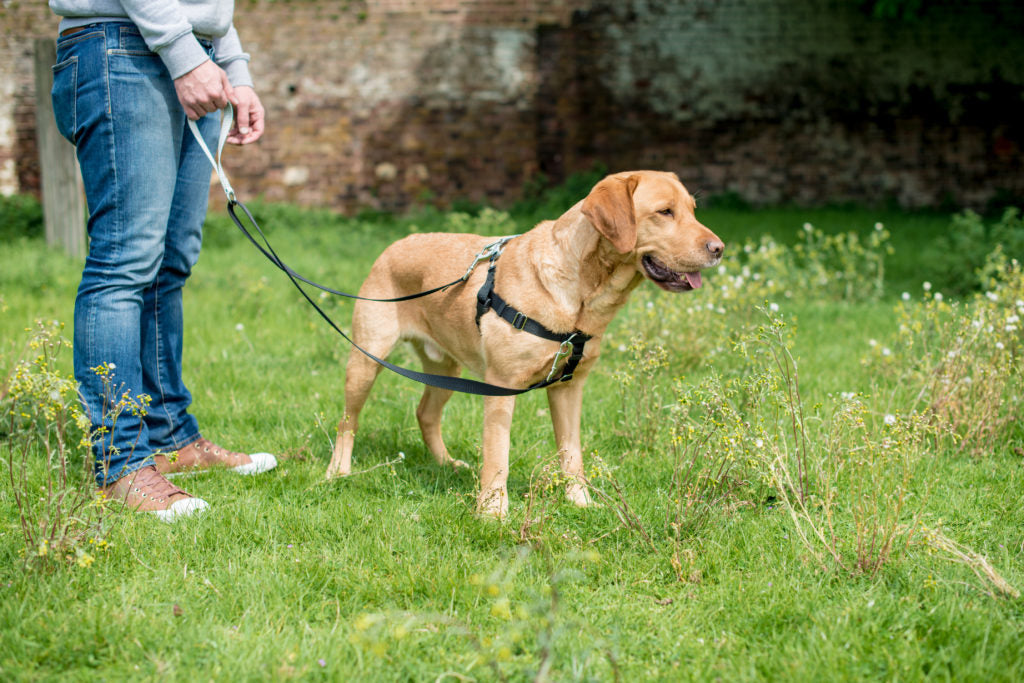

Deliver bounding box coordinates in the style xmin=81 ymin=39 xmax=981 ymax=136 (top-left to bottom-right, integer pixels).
xmin=51 ymin=23 xmax=219 ymax=486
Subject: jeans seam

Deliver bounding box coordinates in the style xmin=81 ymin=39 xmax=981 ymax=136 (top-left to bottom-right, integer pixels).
xmin=151 ymin=272 xmax=179 ymax=447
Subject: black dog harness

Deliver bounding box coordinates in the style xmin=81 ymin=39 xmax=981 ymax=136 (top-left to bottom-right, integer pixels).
xmin=475 ymin=239 xmax=591 ymax=388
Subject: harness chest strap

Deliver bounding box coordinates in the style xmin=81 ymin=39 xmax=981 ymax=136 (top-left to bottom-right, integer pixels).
xmin=475 ymin=254 xmax=591 ymax=385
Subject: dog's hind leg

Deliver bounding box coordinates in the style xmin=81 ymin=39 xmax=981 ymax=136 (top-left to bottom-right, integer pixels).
xmin=327 ymin=308 xmax=399 ymax=479
xmin=412 ymin=342 xmax=470 ymax=470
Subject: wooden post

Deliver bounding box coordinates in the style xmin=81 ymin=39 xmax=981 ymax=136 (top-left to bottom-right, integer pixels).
xmin=33 ymin=38 xmax=87 ymax=259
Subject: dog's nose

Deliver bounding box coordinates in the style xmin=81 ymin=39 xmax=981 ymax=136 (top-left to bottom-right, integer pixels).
xmin=706 ymin=239 xmax=724 ymax=259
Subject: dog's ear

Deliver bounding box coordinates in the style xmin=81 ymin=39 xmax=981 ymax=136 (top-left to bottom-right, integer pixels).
xmin=581 ymin=174 xmax=639 ymax=254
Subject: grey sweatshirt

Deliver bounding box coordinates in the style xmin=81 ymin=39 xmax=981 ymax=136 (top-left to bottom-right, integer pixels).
xmin=49 ymin=0 xmax=253 ymax=87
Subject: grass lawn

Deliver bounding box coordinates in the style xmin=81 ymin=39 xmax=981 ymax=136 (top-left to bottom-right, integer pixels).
xmin=1 ymin=193 xmax=1022 ymax=681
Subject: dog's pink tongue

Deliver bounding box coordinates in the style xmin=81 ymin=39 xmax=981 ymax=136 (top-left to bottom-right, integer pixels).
xmin=685 ymin=272 xmax=702 ymax=289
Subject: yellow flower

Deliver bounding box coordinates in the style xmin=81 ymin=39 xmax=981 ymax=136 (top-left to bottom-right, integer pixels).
xmin=490 ymin=598 xmax=511 ymax=620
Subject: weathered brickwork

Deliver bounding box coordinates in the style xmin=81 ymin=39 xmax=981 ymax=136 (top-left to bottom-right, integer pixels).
xmin=2 ymin=0 xmax=1021 ymax=210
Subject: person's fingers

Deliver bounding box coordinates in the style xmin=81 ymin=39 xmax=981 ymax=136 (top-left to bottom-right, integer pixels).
xmin=226 ymin=88 xmax=264 ymax=144
xmin=221 ymin=71 xmax=237 ymax=110
xmin=175 ymin=60 xmax=237 ymax=119
xmin=234 ymin=98 xmax=251 ymax=135
xmin=249 ymin=105 xmax=264 ymax=138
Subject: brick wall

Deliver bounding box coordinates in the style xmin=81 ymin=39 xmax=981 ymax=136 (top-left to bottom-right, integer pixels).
xmin=2 ymin=0 xmax=1022 ymax=211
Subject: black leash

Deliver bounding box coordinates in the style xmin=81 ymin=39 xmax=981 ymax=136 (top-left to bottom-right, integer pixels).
xmin=191 ymin=108 xmax=587 ymax=396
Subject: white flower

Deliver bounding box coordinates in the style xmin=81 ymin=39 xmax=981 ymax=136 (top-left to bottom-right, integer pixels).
xmin=1007 ymin=315 xmax=1020 ymax=324
xmin=108 ymin=362 xmax=116 ymax=370
xmin=986 ymin=291 xmax=999 ymax=302
xmin=235 ymin=323 xmax=245 ymax=331
xmin=803 ymin=222 xmax=813 ymax=232
xmin=868 ymin=339 xmax=878 ymax=347
xmin=1007 ymin=325 xmax=1018 ymax=333
xmin=995 ymin=342 xmax=1005 ymax=350
xmin=884 ymin=414 xmax=896 ymax=426
xmin=934 ymin=292 xmax=943 ymax=302
xmin=769 ymin=302 xmax=779 ymax=312
xmin=902 ymin=292 xmax=911 ymax=301
xmin=882 ymin=347 xmax=892 ymax=356
xmin=874 ymin=222 xmax=883 ymax=232
xmin=1016 ymin=299 xmax=1024 ymax=309
xmin=718 ymin=265 xmax=727 ymax=275
xmin=923 ymin=281 xmax=932 ymax=291
xmin=841 ymin=391 xmax=855 ymax=400
xmin=755 ymin=438 xmax=764 ymax=448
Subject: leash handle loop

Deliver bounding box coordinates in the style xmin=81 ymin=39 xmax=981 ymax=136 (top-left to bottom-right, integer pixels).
xmin=188 ymin=104 xmax=236 ymax=203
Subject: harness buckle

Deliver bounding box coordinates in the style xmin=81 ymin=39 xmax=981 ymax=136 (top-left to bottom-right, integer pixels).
xmin=511 ymin=311 xmax=528 ymax=330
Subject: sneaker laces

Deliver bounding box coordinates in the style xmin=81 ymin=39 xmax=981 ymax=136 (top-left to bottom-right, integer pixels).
xmin=192 ymin=437 xmax=243 ymax=460
xmin=130 ymin=466 xmax=191 ymax=503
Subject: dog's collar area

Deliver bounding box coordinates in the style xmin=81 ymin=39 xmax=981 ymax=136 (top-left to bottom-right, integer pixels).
xmin=475 ymin=246 xmax=591 ymax=387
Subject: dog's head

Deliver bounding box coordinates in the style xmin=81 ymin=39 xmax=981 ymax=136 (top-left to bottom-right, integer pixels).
xmin=581 ymin=171 xmax=724 ymax=292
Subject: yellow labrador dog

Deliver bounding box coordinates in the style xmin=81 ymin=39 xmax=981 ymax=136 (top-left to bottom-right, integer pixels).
xmin=327 ymin=171 xmax=724 ymax=517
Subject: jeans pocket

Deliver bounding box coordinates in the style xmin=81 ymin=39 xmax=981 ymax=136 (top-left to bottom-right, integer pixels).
xmin=51 ymin=56 xmax=78 ymax=143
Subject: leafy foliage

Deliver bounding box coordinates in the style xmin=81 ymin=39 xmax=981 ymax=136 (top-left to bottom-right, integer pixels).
xmin=0 ymin=195 xmax=43 ymax=240
xmin=926 ymin=208 xmax=1024 ymax=294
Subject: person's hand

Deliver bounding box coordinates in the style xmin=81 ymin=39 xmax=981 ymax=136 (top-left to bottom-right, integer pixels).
xmin=227 ymin=86 xmax=264 ymax=145
xmin=174 ymin=59 xmax=235 ymax=120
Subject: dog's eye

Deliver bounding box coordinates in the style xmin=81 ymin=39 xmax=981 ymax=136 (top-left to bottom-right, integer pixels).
xmin=657 ymin=208 xmax=674 ymax=217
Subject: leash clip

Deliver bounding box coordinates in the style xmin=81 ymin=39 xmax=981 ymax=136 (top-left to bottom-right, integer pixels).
xmin=545 ymin=334 xmax=577 ymax=384
xmin=461 ymin=235 xmax=517 ymax=282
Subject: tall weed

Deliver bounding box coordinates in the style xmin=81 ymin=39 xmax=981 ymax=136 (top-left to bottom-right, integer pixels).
xmin=1 ymin=321 xmax=110 ymax=569
xmin=868 ymin=254 xmax=1023 ymax=455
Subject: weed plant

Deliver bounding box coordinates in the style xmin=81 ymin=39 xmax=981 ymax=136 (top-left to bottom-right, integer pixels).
xmin=1 ymin=321 xmax=109 ymax=569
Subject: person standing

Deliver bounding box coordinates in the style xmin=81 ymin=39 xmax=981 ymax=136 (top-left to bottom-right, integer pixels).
xmin=49 ymin=1 xmax=275 ymax=521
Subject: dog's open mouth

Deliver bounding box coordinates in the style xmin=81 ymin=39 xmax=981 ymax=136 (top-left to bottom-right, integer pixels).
xmin=641 ymin=255 xmax=702 ymax=292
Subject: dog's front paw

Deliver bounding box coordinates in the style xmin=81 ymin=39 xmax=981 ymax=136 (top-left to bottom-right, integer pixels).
xmin=565 ymin=482 xmax=593 ymax=508
xmin=325 ymin=463 xmax=351 ymax=479
xmin=476 ymin=486 xmax=509 ymax=519
xmin=449 ymin=458 xmax=472 ymax=471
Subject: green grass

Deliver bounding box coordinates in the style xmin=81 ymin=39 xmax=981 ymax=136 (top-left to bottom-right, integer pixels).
xmin=1 ymin=196 xmax=1022 ymax=681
